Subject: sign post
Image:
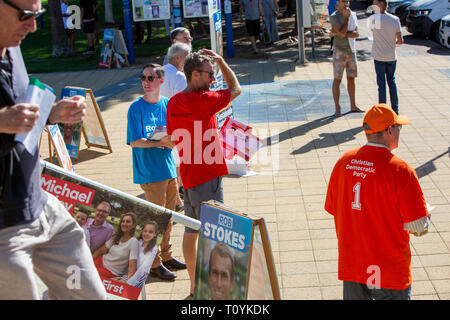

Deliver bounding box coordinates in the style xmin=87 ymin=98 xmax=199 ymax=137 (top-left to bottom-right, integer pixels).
xmin=224 ymin=0 xmax=234 ymax=58
xmin=122 ymin=0 xmax=135 ymax=64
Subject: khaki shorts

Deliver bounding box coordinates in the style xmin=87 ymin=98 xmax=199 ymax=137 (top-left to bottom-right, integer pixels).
xmin=333 ymin=49 xmax=357 ymax=80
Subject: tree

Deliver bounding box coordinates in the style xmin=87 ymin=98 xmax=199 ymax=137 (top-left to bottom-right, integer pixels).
xmin=48 ymin=0 xmax=71 ymax=57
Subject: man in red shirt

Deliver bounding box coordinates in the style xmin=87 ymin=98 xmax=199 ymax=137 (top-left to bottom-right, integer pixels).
xmin=166 ymin=49 xmax=242 ymax=298
xmin=325 ymin=104 xmax=430 ymax=300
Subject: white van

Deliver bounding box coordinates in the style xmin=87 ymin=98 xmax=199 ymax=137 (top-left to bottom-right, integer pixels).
xmin=406 ymin=0 xmax=450 ymax=42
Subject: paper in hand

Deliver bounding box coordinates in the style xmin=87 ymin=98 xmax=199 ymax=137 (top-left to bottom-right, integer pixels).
xmin=14 ymin=77 xmax=56 ymax=154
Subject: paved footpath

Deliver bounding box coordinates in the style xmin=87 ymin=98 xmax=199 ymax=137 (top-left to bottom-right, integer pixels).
xmin=34 ymin=9 xmax=450 ymax=300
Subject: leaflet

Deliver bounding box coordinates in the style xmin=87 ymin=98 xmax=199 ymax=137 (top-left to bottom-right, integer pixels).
xmin=15 ymin=77 xmax=56 ymax=154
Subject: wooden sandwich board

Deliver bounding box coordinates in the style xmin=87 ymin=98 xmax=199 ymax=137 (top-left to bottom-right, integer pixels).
xmin=61 ymin=87 xmax=113 ymax=154
xmin=194 ymin=200 xmax=280 ymax=300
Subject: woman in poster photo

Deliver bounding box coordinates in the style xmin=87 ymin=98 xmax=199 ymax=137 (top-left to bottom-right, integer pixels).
xmin=126 ymin=221 xmax=160 ymax=287
xmin=93 ymin=212 xmax=139 ymax=281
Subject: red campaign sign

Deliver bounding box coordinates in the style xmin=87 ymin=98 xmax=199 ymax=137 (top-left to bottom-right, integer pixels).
xmin=41 ymin=173 xmax=96 ymax=214
xmin=219 ymin=117 xmax=264 ymax=161
xmin=101 ymin=277 xmax=142 ymax=300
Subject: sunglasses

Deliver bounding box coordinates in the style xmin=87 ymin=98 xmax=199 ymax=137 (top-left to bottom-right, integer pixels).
xmin=139 ymin=75 xmax=158 ymax=82
xmin=96 ymin=209 xmax=110 ymax=214
xmin=197 ymin=70 xmax=215 ymax=79
xmin=3 ymin=0 xmax=46 ymax=21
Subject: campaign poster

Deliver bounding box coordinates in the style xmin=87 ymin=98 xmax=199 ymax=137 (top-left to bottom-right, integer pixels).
xmin=48 ymin=124 xmax=74 ymax=172
xmin=194 ymin=202 xmax=254 ymax=300
xmin=57 ymin=122 xmax=81 ymax=159
xmin=132 ymin=0 xmax=170 ymax=21
xmin=183 ymin=0 xmax=209 ymax=18
xmin=99 ymin=29 xmax=114 ymax=69
xmin=40 ymin=161 xmax=171 ymax=299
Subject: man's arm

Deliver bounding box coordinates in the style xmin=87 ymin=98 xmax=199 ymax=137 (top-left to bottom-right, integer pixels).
xmin=396 ymin=32 xmax=403 ymax=45
xmin=201 ymin=49 xmax=242 ymax=101
xmin=130 ymin=136 xmax=175 ymax=149
xmin=331 ymin=9 xmax=351 ymax=38
xmin=346 ymin=27 xmax=359 ymax=39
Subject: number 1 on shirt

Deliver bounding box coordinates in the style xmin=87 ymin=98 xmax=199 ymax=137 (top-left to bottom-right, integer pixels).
xmin=352 ymin=182 xmax=362 ymax=211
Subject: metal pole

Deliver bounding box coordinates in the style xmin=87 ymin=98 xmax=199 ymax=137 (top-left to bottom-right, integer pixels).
xmin=296 ymin=0 xmax=306 ymax=65
xmin=224 ymin=0 xmax=235 ymax=58
xmin=122 ymin=0 xmax=135 ymax=64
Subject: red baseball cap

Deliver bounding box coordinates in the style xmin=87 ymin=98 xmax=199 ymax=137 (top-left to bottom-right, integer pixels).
xmin=363 ymin=104 xmax=409 ymax=134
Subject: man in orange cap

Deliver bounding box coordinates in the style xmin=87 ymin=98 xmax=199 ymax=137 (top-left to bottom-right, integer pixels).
xmin=325 ymin=104 xmax=430 ymax=300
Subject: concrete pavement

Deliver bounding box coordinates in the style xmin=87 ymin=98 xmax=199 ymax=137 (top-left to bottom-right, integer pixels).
xmin=35 ymin=8 xmax=450 ymax=300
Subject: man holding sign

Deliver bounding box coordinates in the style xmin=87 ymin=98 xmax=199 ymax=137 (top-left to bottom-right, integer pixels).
xmin=0 ymin=0 xmax=105 ymax=299
xmin=167 ymin=49 xmax=242 ymax=298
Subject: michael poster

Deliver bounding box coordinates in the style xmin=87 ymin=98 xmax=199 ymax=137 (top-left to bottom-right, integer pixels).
xmin=41 ymin=161 xmax=171 ymax=299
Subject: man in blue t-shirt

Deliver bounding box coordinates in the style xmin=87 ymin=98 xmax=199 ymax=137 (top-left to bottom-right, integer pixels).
xmin=127 ymin=63 xmax=186 ymax=281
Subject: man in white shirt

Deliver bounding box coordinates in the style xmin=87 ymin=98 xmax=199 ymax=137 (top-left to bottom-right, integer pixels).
xmin=161 ymin=43 xmax=191 ymax=99
xmin=369 ymin=0 xmax=403 ymax=114
xmin=161 ymin=42 xmax=191 ymax=213
xmin=163 ymin=27 xmax=193 ymax=66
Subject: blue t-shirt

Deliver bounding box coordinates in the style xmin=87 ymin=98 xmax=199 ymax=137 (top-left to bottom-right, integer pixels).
xmin=126 ymin=96 xmax=176 ymax=184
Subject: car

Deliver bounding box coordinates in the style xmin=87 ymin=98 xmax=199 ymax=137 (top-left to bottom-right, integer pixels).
xmin=387 ymin=0 xmax=418 ymax=25
xmin=406 ymin=0 xmax=450 ymax=42
xmin=440 ymin=14 xmax=450 ymax=48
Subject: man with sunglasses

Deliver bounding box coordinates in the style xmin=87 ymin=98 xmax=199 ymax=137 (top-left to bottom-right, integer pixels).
xmin=127 ymin=63 xmax=186 ymax=281
xmin=0 ymin=0 xmax=106 ymax=299
xmin=325 ymin=104 xmax=430 ymax=300
xmin=166 ymin=49 xmax=242 ymax=298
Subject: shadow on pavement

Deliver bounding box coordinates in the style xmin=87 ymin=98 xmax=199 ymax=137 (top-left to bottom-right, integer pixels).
xmin=292 ymin=125 xmax=364 ymax=155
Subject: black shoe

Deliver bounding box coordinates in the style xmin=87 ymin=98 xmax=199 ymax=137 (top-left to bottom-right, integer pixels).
xmin=150 ymin=265 xmax=176 ymax=280
xmin=184 ymin=293 xmax=194 ymax=300
xmin=163 ymin=258 xmax=187 ymax=270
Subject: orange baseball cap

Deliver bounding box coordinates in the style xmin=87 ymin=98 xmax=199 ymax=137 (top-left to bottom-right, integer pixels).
xmin=363 ymin=104 xmax=409 ymax=134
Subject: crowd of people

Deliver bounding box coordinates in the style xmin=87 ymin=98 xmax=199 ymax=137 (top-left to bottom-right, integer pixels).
xmin=0 ymin=0 xmax=434 ymax=301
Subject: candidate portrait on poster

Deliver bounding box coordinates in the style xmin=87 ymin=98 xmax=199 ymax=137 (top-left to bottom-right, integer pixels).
xmin=194 ymin=203 xmax=253 ymax=300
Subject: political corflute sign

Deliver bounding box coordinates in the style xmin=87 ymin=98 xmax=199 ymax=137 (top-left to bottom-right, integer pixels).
xmin=40 ymin=161 xmax=171 ymax=299
xmin=194 ymin=201 xmax=253 ymax=300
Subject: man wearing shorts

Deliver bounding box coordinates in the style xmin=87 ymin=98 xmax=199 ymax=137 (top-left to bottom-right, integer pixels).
xmin=325 ymin=104 xmax=430 ymax=300
xmin=166 ymin=49 xmax=241 ymax=298
xmin=240 ymin=0 xmax=264 ymax=54
xmin=330 ymin=0 xmax=363 ymax=116
xmin=80 ymin=0 xmax=96 ymax=54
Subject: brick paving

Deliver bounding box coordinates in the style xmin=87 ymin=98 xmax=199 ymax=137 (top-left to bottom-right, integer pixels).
xmin=34 ymin=9 xmax=450 ymax=300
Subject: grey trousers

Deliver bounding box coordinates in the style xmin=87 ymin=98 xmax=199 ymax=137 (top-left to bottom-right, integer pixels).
xmin=343 ymin=281 xmax=412 ymax=300
xmin=0 ymin=193 xmax=106 ymax=299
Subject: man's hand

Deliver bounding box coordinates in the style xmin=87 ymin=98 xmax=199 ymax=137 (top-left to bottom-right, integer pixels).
xmin=159 ymin=135 xmax=175 ymax=149
xmin=0 ymin=103 xmax=40 ymax=134
xmin=48 ymin=95 xmax=86 ymax=125
xmin=200 ymin=48 xmax=223 ymax=63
